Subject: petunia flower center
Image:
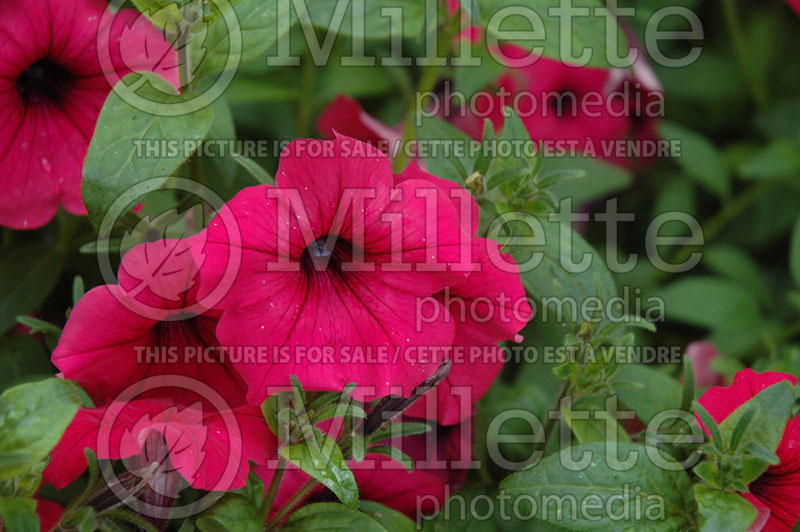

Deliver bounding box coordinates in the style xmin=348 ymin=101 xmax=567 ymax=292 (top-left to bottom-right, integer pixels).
xmin=16 ymin=59 xmax=74 ymax=105
xmin=301 ymin=235 xmax=354 ymax=274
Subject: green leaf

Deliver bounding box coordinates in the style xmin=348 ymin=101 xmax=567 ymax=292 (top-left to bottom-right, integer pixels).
xmin=15 ymin=315 xmax=61 ymax=351
xmin=500 ymin=442 xmax=697 ymax=531
xmin=562 ymin=399 xmax=631 ymax=445
xmin=0 ymin=460 xmax=45 ymax=498
xmin=230 ymin=154 xmax=274 ymax=185
xmin=0 ymin=244 xmax=64 ymax=336
xmin=15 ymin=317 xmax=61 ymax=337
xmin=694 ymin=485 xmax=756 ymax=532
xmin=205 ymin=96 xmax=238 ymax=181
xmin=546 ymin=156 xmax=632 ymax=205
xmin=739 ymin=139 xmax=800 ymax=180
xmin=453 ymin=41 xmax=505 ymax=99
xmin=415 ymin=116 xmax=477 ymax=184
xmin=358 ymin=501 xmax=417 ymax=532
xmin=0 ymin=497 xmax=38 ymax=532
xmin=656 ymin=276 xmax=762 ymax=357
xmin=82 ymin=72 xmax=214 ymax=229
xmin=196 ymin=494 xmax=263 ymax=532
xmin=314 ymin=62 xmax=404 ymax=105
xmin=367 ymin=422 xmax=431 ymax=446
xmin=193 ymin=0 xmax=296 ymax=79
xmin=305 ymin=1 xmax=427 ymax=39
xmin=693 ymin=461 xmax=723 ymax=489
xmin=72 ymin=276 xmax=85 ymax=306
xmin=695 ymin=403 xmax=723 ymax=450
xmin=290 ymin=375 xmax=307 ymax=408
xmin=486 ymin=110 xmax=534 ymax=190
xmin=718 ymin=381 xmax=794 ymax=461
xmin=505 ymin=216 xmax=617 ymax=328
xmin=365 ymin=445 xmax=413 ymax=472
xmin=420 ymin=490 xmax=499 ymax=532
xmin=618 ymin=315 xmax=657 ymax=333
xmin=234 ymin=468 xmax=265 ymax=516
xmin=613 ymin=364 xmax=682 ymax=425
xmin=130 ymin=0 xmax=182 ymax=31
xmin=729 ymin=407 xmax=756 ymax=452
xmin=478 ymin=0 xmax=627 ymax=69
xmin=744 ymin=441 xmax=780 ymax=466
xmin=536 ymin=169 xmax=587 ymax=189
xmin=282 ymin=503 xmax=392 ymax=532
xmin=658 ymin=121 xmax=730 ymax=198
xmin=280 ymin=432 xmax=358 ymax=508
xmin=0 ymin=379 xmax=82 ymax=479
xmin=703 ymin=245 xmax=770 ymax=306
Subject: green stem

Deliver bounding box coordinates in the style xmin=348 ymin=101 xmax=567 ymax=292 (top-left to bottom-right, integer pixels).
xmin=392 ymin=11 xmax=459 ymax=172
xmin=702 ymin=181 xmax=772 ymax=242
xmin=264 ymin=479 xmax=318 ymax=530
xmin=721 ymin=0 xmax=767 ymax=109
xmin=297 ymin=52 xmax=315 ymax=138
xmin=541 ymin=380 xmax=572 ymax=447
xmin=176 ymin=20 xmax=193 ymax=91
xmin=655 ymin=181 xmax=774 ymax=281
xmin=262 ymin=457 xmax=286 ymax=520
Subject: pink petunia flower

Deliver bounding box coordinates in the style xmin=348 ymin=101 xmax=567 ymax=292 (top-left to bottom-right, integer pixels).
xmin=197 ymin=135 xmax=492 ymax=403
xmin=310 ymin=132 xmax=531 ymax=425
xmin=786 ymin=0 xmax=800 ymax=16
xmin=698 ymin=369 xmax=800 ymax=532
xmin=0 ymin=0 xmax=178 ymax=229
xmin=686 ymin=340 xmax=727 ymax=389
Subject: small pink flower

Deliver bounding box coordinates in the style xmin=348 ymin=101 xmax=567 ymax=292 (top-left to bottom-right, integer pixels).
xmin=786 ymin=0 xmax=800 ymax=16
xmin=686 ymin=340 xmax=726 ymax=388
xmin=698 ymin=369 xmax=800 ymax=532
xmin=0 ymin=0 xmax=178 ymax=229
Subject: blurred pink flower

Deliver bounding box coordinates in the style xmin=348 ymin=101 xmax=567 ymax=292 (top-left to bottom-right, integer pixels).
xmin=686 ymin=340 xmax=727 ymax=388
xmin=0 ymin=0 xmax=178 ymax=229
